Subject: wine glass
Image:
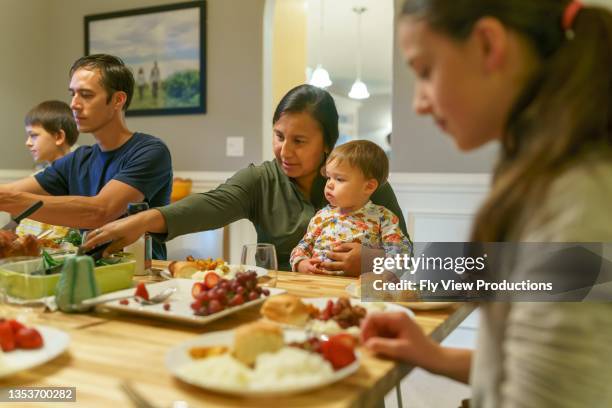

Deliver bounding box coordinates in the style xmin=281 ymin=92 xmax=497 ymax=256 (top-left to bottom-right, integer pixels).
xmin=240 ymin=243 xmax=278 ymax=288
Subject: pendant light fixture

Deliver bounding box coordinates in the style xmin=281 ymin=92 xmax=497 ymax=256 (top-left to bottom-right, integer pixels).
xmin=348 ymin=6 xmax=370 ymax=99
xmin=309 ymin=0 xmax=332 ymax=88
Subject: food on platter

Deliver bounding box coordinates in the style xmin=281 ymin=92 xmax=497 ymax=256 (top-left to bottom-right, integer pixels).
xmin=260 ymin=294 xmax=319 ymax=327
xmin=189 ymin=345 xmax=229 ymax=360
xmin=233 ymin=321 xmax=284 ymax=365
xmin=134 ymin=282 xmax=150 ymax=301
xmin=262 ymin=295 xmax=365 ymax=329
xmin=289 ymin=333 xmax=357 ymax=370
xmin=36 ymin=238 xmax=61 ymax=249
xmin=178 ymin=323 xmax=357 ymax=392
xmin=190 ymin=271 xmax=271 ymax=317
xmin=167 ymin=261 xmax=199 ymax=278
xmin=261 ymin=295 xmax=411 ymax=337
xmin=168 ymin=256 xmax=229 ymax=278
xmin=0 ymin=319 xmax=44 ymax=352
xmin=0 ymin=231 xmax=40 ymax=259
xmin=317 ymin=297 xmax=366 ymax=329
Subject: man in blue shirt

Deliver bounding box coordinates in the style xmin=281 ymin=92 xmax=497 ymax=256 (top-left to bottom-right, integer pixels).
xmin=0 ymin=54 xmax=172 ymax=259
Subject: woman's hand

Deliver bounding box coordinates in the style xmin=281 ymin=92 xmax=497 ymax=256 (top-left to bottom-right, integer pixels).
xmin=83 ymin=209 xmax=166 ymax=256
xmin=321 ymin=243 xmax=362 ymax=277
xmin=361 ymin=311 xmax=472 ymax=383
xmin=296 ymin=258 xmax=324 ymax=274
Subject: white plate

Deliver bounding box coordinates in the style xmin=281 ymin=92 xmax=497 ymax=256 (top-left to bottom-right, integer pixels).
xmin=99 ymin=279 xmax=285 ymax=325
xmin=166 ymin=329 xmax=359 ymax=397
xmin=159 ymin=264 xmax=268 ymax=280
xmin=302 ymin=297 xmax=415 ymax=319
xmin=345 ymin=283 xmax=455 ymax=310
xmin=0 ymin=325 xmax=70 ymax=378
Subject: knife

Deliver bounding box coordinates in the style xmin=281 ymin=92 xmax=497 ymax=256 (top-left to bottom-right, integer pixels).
xmin=1 ymin=200 xmax=44 ymax=231
xmin=31 ymin=241 xmax=115 ymax=276
xmin=77 ymin=240 xmax=114 ymax=262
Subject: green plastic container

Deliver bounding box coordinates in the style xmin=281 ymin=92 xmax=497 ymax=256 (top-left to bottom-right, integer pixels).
xmin=0 ymin=255 xmax=135 ymax=300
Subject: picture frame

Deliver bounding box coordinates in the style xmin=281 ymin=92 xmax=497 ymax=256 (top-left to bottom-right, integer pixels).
xmin=85 ymin=1 xmax=206 ymax=116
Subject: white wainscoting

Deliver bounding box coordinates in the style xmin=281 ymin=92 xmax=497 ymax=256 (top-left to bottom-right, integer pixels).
xmin=0 ymin=169 xmax=491 ymax=261
xmin=389 ymin=173 xmax=491 ymax=242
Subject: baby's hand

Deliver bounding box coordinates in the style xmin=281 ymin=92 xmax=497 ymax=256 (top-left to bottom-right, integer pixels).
xmin=297 ymin=257 xmax=323 ymax=274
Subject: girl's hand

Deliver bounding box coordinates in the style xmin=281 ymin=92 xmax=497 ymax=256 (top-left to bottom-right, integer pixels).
xmin=361 ymin=311 xmax=440 ymax=367
xmin=361 ymin=311 xmax=472 ymax=383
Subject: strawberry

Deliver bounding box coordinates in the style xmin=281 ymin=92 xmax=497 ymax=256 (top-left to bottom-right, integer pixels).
xmin=204 ymin=272 xmax=220 ymax=290
xmin=191 ymin=282 xmax=205 ymax=299
xmin=15 ymin=327 xmax=44 ymax=349
xmin=8 ymin=319 xmax=25 ymax=335
xmin=0 ymin=321 xmax=16 ymax=352
xmin=134 ymin=282 xmax=149 ymax=301
xmin=321 ymin=333 xmax=356 ymax=370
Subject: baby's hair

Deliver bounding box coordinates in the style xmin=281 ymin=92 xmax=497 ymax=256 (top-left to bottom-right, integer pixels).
xmin=327 ymin=140 xmax=389 ymax=186
xmin=24 ymin=100 xmax=78 ymax=146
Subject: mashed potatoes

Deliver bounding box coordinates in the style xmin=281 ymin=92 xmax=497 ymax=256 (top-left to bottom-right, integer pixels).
xmin=178 ymin=347 xmax=334 ymax=391
xmin=252 ymin=347 xmax=333 ymax=389
xmin=178 ymin=354 xmax=252 ymax=388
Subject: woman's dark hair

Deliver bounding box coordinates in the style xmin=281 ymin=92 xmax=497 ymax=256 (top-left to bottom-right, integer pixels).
xmin=24 ymin=100 xmax=79 ymax=146
xmin=69 ymin=54 xmax=135 ymax=111
xmin=273 ymin=84 xmax=339 ymax=150
xmin=401 ymin=1 xmax=612 ymax=241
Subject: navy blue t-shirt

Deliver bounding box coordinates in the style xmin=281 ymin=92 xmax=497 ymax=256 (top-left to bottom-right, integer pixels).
xmin=34 ymin=132 xmax=172 ymax=259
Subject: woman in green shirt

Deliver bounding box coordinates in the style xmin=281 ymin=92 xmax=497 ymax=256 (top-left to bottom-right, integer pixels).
xmin=85 ymin=85 xmax=408 ymax=274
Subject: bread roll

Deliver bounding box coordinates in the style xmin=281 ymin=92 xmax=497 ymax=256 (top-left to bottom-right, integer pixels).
xmin=260 ymin=294 xmax=312 ymax=327
xmin=168 ymin=261 xmax=199 ymax=278
xmin=233 ymin=321 xmax=284 ymax=365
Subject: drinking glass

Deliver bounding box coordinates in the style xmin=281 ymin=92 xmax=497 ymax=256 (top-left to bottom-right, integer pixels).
xmin=240 ymin=243 xmax=278 ymax=288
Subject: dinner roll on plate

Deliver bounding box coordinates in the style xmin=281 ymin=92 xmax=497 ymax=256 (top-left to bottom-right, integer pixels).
xmin=260 ymin=294 xmax=314 ymax=327
xmin=233 ymin=321 xmax=284 ymax=366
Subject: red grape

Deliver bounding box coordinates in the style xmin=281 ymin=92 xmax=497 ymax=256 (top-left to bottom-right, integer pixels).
xmin=208 ymin=299 xmax=223 ymax=314
xmin=248 ymin=291 xmax=259 ymax=301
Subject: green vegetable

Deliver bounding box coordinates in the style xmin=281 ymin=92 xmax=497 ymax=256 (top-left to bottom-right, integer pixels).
xmin=62 ymin=229 xmax=82 ymax=246
xmin=42 ymin=249 xmax=62 ymax=270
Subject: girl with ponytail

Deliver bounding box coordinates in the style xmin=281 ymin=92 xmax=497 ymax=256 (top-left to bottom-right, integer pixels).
xmin=361 ymin=1 xmax=612 ymax=406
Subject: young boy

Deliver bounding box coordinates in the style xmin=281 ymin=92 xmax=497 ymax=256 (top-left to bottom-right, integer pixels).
xmin=17 ymin=100 xmax=79 ymax=238
xmin=290 ymin=140 xmax=413 ymax=275
xmin=24 ymin=100 xmax=79 ymax=168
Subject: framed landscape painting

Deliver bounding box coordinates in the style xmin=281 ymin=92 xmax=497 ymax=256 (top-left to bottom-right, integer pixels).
xmin=85 ymin=1 xmax=206 ymax=116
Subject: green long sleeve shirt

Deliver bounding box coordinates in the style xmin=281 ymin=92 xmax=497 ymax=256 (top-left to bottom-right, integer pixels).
xmin=158 ymin=160 xmax=408 ymax=271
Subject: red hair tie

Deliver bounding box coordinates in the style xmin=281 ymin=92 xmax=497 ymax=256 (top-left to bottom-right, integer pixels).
xmin=562 ymin=0 xmax=583 ymax=39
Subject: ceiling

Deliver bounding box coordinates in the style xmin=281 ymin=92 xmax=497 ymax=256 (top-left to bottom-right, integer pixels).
xmin=306 ymin=0 xmax=394 ymax=95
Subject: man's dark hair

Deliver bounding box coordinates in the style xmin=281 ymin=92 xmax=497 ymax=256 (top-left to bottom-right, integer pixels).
xmin=70 ymin=54 xmax=135 ymax=111
xmin=24 ymin=100 xmax=79 ymax=146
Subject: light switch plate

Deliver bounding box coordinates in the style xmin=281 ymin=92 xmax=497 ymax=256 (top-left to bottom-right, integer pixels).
xmin=226 ymin=137 xmax=244 ymax=157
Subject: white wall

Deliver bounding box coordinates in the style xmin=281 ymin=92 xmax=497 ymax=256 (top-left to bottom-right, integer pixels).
xmin=0 ymin=0 xmax=52 ymax=169
xmin=0 ymin=0 xmax=265 ymax=172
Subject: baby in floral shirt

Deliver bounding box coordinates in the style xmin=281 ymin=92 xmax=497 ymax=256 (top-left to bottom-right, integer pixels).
xmin=290 ymin=140 xmax=413 ymax=274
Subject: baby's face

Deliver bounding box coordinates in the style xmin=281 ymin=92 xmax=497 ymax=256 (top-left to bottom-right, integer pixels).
xmin=324 ymin=159 xmax=376 ymax=212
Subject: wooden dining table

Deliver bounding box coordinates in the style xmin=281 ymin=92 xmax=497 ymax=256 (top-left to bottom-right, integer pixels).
xmin=1 ymin=261 xmax=476 ymax=408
